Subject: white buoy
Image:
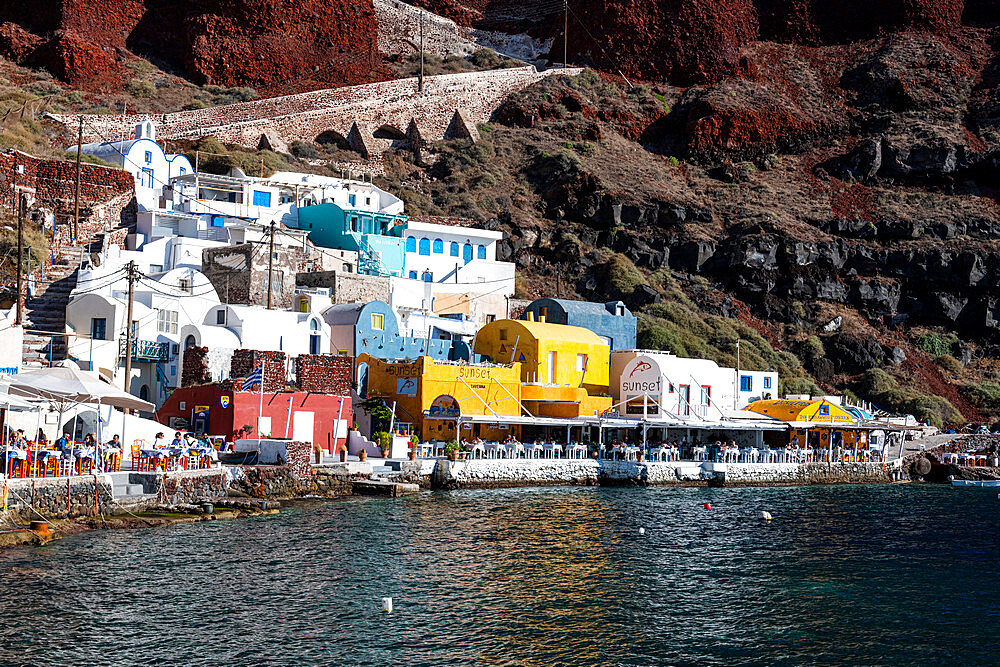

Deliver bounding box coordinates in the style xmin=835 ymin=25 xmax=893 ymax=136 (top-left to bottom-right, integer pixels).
xmin=381 ymin=597 xmax=393 ymax=613
xmin=638 ymin=527 xmax=645 ymax=535
xmin=760 ymin=511 xmax=772 ymax=521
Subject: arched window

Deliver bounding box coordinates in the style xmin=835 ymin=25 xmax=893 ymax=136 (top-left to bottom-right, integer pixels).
xmin=477 ymin=244 xmax=486 ymax=260
xmin=139 ymin=385 xmax=149 ymax=401
xmin=406 ymin=236 xmax=416 ymax=253
xmin=408 ymin=270 xmax=417 ymax=279
xmin=432 ymin=238 xmax=443 ymax=254
xmin=422 ymin=271 xmax=433 ymax=282
xmin=184 ymin=334 xmax=196 ymax=349
xmin=463 ymin=243 xmax=473 ymax=263
xmin=309 ymin=319 xmax=320 ymax=331
xmin=419 ymin=238 xmax=430 ymax=255
xmin=450 ymin=241 xmax=459 ymax=257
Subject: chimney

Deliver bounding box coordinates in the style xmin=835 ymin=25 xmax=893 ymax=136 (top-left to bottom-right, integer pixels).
xmin=527 ymin=311 xmax=535 ymax=322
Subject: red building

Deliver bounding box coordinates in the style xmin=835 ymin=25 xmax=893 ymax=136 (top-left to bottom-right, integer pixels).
xmin=156 ymin=386 xmax=351 ymax=454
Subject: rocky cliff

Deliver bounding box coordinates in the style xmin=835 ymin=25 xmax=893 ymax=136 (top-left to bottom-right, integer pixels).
xmin=0 ymin=0 xmax=384 ymax=92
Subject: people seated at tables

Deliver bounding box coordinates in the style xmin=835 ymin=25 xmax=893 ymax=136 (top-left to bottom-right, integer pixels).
xmin=153 ymin=432 xmax=166 ymax=449
xmin=83 ymin=433 xmax=96 ymax=447
xmin=106 ymin=435 xmax=120 ymax=448
xmin=170 ymin=431 xmax=185 ymax=448
xmin=36 ymin=429 xmax=47 ymax=447
xmin=55 ymin=433 xmax=69 ymax=450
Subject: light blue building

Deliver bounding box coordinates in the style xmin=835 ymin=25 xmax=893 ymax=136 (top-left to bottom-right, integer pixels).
xmin=291 ymin=194 xmax=407 ymax=276
xmin=521 ymin=298 xmax=637 ymax=350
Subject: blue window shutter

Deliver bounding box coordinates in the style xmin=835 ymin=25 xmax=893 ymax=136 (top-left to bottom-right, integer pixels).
xmin=477 ymin=244 xmax=486 ymax=259
xmin=433 ymin=238 xmax=443 ymax=254
xmin=463 ymin=243 xmax=472 ymax=263
xmin=409 ymin=271 xmax=417 ymax=279
xmin=406 ymin=237 xmax=416 ymax=252
xmin=252 ymin=190 xmax=271 ymax=207
xmin=450 ymin=241 xmax=459 ymax=256
xmin=419 ymin=238 xmax=430 ymax=255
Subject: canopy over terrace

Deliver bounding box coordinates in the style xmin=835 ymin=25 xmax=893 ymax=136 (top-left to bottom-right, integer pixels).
xmin=4 ymin=367 xmax=154 ymax=412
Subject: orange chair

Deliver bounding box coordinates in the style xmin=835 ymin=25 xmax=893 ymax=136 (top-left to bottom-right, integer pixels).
xmin=131 ymin=440 xmax=144 ymax=471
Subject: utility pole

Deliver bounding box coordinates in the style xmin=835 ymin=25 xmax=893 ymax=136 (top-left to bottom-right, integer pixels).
xmin=556 ymin=265 xmax=561 ymax=298
xmin=564 ymin=0 xmax=568 ymax=68
xmin=15 ymin=194 xmax=24 ymax=326
xmin=123 ymin=261 xmax=137 ymax=393
xmin=266 ymin=221 xmax=275 ymax=309
xmin=73 ymin=115 xmax=82 ymax=242
xmin=418 ymin=10 xmax=425 ymax=93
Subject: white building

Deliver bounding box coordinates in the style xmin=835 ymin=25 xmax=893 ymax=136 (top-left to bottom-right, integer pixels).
xmin=611 ymin=350 xmax=778 ymax=421
xmin=73 ymin=120 xmax=193 ymax=211
xmin=0 ymin=308 xmax=22 ymax=374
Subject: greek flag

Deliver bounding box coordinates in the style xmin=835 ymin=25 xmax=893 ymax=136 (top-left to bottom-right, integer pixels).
xmin=241 ymin=365 xmax=263 ymax=392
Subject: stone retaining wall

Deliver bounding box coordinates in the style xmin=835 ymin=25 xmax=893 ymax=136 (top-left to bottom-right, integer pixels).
xmin=1 ymin=475 xmax=114 ymax=524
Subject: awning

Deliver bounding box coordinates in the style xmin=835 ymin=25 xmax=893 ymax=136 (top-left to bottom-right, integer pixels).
xmin=458 ymin=413 xmax=592 ymax=427
xmin=3 ymin=367 xmax=154 ymax=411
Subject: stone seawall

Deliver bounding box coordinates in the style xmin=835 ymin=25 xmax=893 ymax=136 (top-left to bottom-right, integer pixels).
xmin=1 ymin=475 xmax=114 ymax=524
xmin=429 ymin=459 xmax=896 ymax=489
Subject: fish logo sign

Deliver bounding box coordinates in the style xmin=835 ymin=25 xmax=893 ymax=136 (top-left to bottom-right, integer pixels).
xmin=397 ymin=377 xmax=417 ymax=396
xmin=629 ymin=361 xmax=652 ymax=378
xmin=220 ymin=396 xmax=230 ymax=409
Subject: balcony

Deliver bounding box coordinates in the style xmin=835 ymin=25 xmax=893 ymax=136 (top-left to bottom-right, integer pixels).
xmin=118 ymin=336 xmax=169 ymax=363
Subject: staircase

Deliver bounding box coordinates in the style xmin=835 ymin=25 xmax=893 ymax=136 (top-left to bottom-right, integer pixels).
xmin=21 ymin=246 xmax=85 ymax=367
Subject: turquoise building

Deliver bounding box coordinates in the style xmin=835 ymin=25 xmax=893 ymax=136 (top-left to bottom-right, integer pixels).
xmin=294 ymin=203 xmax=407 ymax=276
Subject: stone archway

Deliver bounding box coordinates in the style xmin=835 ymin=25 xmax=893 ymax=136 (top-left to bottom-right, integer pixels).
xmin=373 ymin=124 xmax=407 ymax=141
xmin=316 ymin=129 xmax=350 ymax=149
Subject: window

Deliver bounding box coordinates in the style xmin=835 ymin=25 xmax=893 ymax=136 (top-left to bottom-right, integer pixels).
xmin=819 ymin=405 xmax=830 ymax=416
xmin=142 ymin=168 xmax=153 ymax=187
xmin=371 ymin=313 xmax=385 ymax=330
xmin=485 ymin=314 xmax=496 ymax=324
xmin=271 ymin=271 xmax=284 ymax=297
xmin=701 ymin=386 xmax=711 ymax=405
xmin=764 ymin=376 xmax=772 ymax=389
xmin=179 ymin=167 xmax=186 ymax=175
xmin=422 ymin=271 xmax=433 ymax=282
xmin=342 ymin=263 xmax=352 ymax=273
xmin=144 ymin=151 xmax=152 ymax=163
xmin=406 ymin=236 xmax=416 ymax=253
xmin=252 ymin=190 xmax=272 ymax=207
xmin=348 ymin=194 xmax=356 ymax=206
xmin=184 ymin=335 xmax=196 ymax=349
xmin=157 ymin=309 xmax=178 ymax=334
xmin=211 ymin=216 xmax=225 ymax=227
xmin=433 ymin=238 xmax=443 ymax=254
xmin=365 ymin=197 xmax=371 ymax=206
xmin=216 ymin=309 xmax=226 ymax=325
xmin=90 ymin=318 xmax=106 ymax=341
xmin=450 ymin=241 xmax=459 ymax=257
xmin=499 ymin=328 xmax=508 ymax=341
xmin=408 ymin=270 xmax=417 ymax=279
xmin=351 ymin=216 xmax=359 ymax=231
xmin=576 ymin=353 xmax=587 ymax=373
xmin=463 ymin=243 xmax=473 ymax=263
xmin=178 ymin=278 xmax=192 ymax=294
xmin=418 ymin=238 xmax=430 ymax=255
xmin=740 ymin=375 xmax=752 ymax=392
xmin=149 ymin=264 xmax=162 ymax=274
xmin=477 ymin=244 xmax=486 ymax=260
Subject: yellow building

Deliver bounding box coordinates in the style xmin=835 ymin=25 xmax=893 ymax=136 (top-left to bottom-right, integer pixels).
xmin=474 ymin=317 xmax=612 ymax=419
xmin=359 ymin=354 xmax=524 ymax=442
xmin=744 ymin=398 xmax=869 ymax=449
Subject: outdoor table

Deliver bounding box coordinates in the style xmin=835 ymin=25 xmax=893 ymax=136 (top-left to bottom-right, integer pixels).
xmin=542 ymin=443 xmax=563 ymax=459
xmin=506 ymin=443 xmax=525 ymax=458
xmin=624 ymin=446 xmax=641 ymax=461
xmin=466 ymin=444 xmax=485 ymax=459
xmin=526 ymin=443 xmax=545 ymax=459
xmin=693 ymin=446 xmax=708 ymax=462
xmin=566 ymin=444 xmax=588 ymax=459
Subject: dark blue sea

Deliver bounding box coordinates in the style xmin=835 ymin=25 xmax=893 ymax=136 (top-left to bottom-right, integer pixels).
xmin=0 ymin=484 xmax=997 ymax=666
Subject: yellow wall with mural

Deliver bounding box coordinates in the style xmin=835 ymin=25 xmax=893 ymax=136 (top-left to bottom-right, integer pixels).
xmin=359 ymin=354 xmax=523 ymax=442
xmin=474 ymin=319 xmax=610 ymax=393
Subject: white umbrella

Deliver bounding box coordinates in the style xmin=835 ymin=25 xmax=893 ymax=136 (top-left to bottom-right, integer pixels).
xmin=2 ymin=367 xmax=153 ymax=412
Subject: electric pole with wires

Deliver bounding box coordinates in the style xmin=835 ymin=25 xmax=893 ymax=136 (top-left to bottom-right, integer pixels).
xmin=564 ymin=0 xmax=568 ymax=67
xmin=266 ymin=222 xmax=275 ymax=309
xmin=73 ymin=115 xmax=82 ymax=242
xmin=15 ymin=194 xmax=25 ymax=326
xmin=122 ymin=261 xmax=137 ymax=392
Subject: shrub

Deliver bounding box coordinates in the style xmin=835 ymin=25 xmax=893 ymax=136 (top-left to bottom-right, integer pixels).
xmin=601 ymin=253 xmax=646 ymax=296
xmin=470 ymin=48 xmax=503 ymax=69
xmin=781 ymin=377 xmax=821 ymax=396
xmin=291 ymin=141 xmax=318 ymax=159
xmin=859 ymin=368 xmax=897 ymax=397
xmin=934 ymin=354 xmax=963 ymax=374
xmin=799 ymin=335 xmax=825 ymax=361
xmin=905 ymin=395 xmax=963 ymax=428
xmin=960 ymin=382 xmax=1000 ymax=416
xmin=575 ymin=141 xmax=598 ymax=157
xmin=913 ymin=332 xmax=954 ymax=357
xmin=125 ymin=79 xmax=156 ymax=98
xmin=667 ymin=156 xmax=680 ymax=167
xmin=637 ymin=323 xmax=688 ymax=356
xmin=184 ymin=98 xmax=209 ymax=110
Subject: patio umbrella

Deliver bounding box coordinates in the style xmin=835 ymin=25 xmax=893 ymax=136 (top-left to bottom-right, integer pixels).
xmin=2 ymin=367 xmax=153 ymax=412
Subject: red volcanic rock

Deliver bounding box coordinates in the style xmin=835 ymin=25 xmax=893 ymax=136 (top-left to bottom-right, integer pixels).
xmin=558 ymin=0 xmax=758 ymax=85
xmin=0 ymin=22 xmax=43 ymax=62
xmin=33 ymin=30 xmax=125 ymax=90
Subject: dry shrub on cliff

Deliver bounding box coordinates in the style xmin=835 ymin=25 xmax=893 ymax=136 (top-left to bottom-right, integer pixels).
xmin=0 ymin=216 xmax=49 ymax=280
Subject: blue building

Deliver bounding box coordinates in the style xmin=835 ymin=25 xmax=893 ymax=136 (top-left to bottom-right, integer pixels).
xmin=293 ymin=202 xmax=407 ymax=276
xmin=521 ymin=298 xmax=637 ymax=350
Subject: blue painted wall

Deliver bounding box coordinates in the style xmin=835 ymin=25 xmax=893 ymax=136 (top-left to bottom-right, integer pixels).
xmin=351 ymin=301 xmax=473 ymax=363
xmin=522 ymin=298 xmax=637 ymax=350
xmin=295 ymin=203 xmax=406 ymax=276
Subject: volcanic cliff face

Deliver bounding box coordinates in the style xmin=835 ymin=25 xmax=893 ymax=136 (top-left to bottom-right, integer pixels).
xmin=0 ymin=0 xmax=383 ymax=92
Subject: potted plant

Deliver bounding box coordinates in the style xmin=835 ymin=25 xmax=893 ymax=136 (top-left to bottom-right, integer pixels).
xmin=408 ymin=433 xmax=419 ymax=461
xmin=443 ymin=440 xmax=460 ymax=461
xmin=359 ymin=448 xmax=368 ymax=462
xmin=376 ymin=431 xmax=392 ymax=458
xmin=339 ymin=442 xmax=348 ymax=463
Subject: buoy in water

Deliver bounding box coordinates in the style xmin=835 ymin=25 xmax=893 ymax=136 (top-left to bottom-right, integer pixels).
xmin=381 ymin=597 xmax=393 ymax=613
xmin=703 ymin=502 xmax=711 ymax=510
xmin=639 ymin=527 xmax=645 ymax=535
xmin=760 ymin=511 xmax=772 ymax=521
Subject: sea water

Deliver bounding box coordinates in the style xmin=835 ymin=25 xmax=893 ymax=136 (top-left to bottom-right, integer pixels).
xmin=0 ymin=484 xmax=997 ymax=665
